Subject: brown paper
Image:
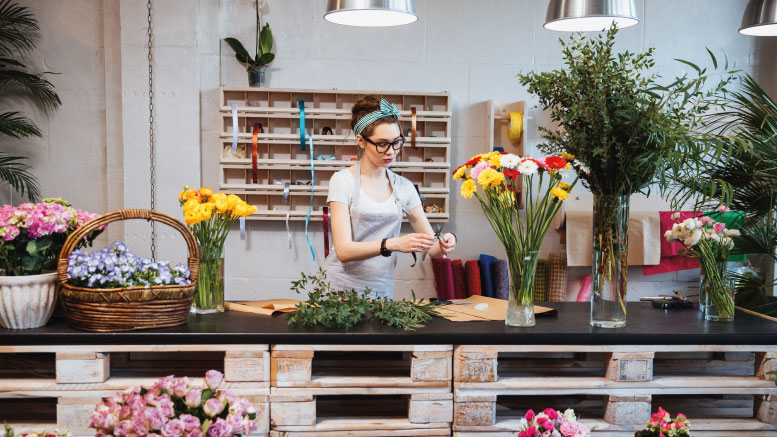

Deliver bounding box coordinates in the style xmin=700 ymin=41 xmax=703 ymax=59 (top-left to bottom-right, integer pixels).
xmin=438 ymin=295 xmax=557 ymax=322
xmin=225 ymin=299 xmax=301 ymax=316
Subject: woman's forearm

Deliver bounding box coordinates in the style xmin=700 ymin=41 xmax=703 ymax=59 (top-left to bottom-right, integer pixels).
xmin=333 ymin=239 xmax=383 ymax=263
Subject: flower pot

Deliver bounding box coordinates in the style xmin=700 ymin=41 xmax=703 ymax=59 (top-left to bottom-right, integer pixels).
xmin=590 ymin=194 xmax=630 ymax=328
xmin=192 ymin=251 xmax=224 ymax=314
xmin=505 ymin=250 xmax=540 ymax=327
xmin=0 ymin=271 xmax=57 ymax=329
xmin=247 ymin=66 xmax=267 ymax=88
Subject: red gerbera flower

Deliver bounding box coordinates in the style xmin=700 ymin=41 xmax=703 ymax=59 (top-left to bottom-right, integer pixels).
xmin=545 ymin=156 xmax=568 ymax=170
xmin=503 ymin=169 xmax=520 ymax=180
xmin=464 ymin=156 xmax=482 ymax=167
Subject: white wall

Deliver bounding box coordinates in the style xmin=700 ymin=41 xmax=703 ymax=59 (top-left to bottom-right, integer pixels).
xmin=3 ymin=0 xmax=768 ymax=302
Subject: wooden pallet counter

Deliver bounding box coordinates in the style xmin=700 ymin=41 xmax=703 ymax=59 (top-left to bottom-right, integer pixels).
xmin=2 ymin=303 xmax=777 ymax=436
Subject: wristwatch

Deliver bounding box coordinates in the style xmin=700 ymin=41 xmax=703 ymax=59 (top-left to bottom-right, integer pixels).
xmin=380 ymin=238 xmax=392 ymax=257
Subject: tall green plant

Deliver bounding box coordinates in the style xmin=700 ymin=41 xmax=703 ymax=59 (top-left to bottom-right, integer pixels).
xmin=224 ymin=0 xmax=274 ymax=71
xmin=0 ymin=0 xmax=61 ymax=201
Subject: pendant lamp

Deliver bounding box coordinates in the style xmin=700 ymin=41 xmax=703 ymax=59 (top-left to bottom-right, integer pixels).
xmin=740 ymin=0 xmax=777 ymax=36
xmin=324 ymin=0 xmax=417 ymax=27
xmin=544 ymin=0 xmax=639 ymax=32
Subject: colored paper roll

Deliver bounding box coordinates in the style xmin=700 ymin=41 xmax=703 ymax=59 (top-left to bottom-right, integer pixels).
xmin=495 ymin=259 xmax=509 ymax=300
xmin=465 ymin=260 xmax=481 ymax=296
xmin=479 ymin=254 xmax=498 ymax=298
xmin=432 ymin=257 xmax=455 ymax=301
xmin=452 ymin=259 xmax=468 ymax=299
xmin=508 ymin=111 xmax=523 ymax=143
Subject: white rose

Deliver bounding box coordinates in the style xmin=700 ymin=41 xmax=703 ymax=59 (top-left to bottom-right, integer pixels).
xmin=721 ymin=236 xmax=734 ymax=249
xmin=725 ymin=229 xmax=741 ymax=237
xmin=500 ymin=154 xmax=521 ymax=169
xmin=684 ymin=229 xmax=702 ymax=247
xmin=682 ymin=218 xmax=698 ymax=230
xmin=664 ymin=230 xmax=674 ymax=242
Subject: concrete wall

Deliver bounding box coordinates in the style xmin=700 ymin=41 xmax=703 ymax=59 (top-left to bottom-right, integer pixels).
xmin=3 ymin=0 xmax=769 ymax=302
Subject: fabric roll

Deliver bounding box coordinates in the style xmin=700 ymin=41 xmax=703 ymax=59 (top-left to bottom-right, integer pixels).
xmin=479 ymin=254 xmax=498 ymax=298
xmin=533 ymin=259 xmax=549 ymax=301
xmin=431 ymin=257 xmax=456 ymax=300
xmin=452 ymin=259 xmax=468 ymax=299
xmin=548 ymin=251 xmax=568 ymax=302
xmin=494 ymin=259 xmax=509 ymax=300
xmin=465 ymin=260 xmax=482 ymax=296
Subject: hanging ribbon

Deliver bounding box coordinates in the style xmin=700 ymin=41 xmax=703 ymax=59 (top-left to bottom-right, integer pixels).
xmin=239 ymin=216 xmax=246 ymax=241
xmin=230 ymin=103 xmax=239 ymax=153
xmin=411 ymin=107 xmax=417 ymax=148
xmin=304 ymin=132 xmax=315 ymax=260
xmin=285 ymin=212 xmax=293 ymax=250
xmin=282 ymin=182 xmax=290 ymax=204
xmin=323 ymin=206 xmax=330 ymax=258
xmin=251 ymin=123 xmax=261 ymax=183
xmin=298 ymin=100 xmax=306 ymax=151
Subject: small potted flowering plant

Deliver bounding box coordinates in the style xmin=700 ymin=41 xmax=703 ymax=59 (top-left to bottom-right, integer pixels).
xmin=454 ymin=151 xmax=577 ymax=327
xmin=0 ymin=198 xmax=101 ymax=329
xmin=664 ymin=210 xmax=739 ymax=321
xmin=517 ymin=408 xmax=591 ymax=437
xmin=3 ymin=424 xmax=70 ymax=437
xmin=635 ymin=407 xmax=690 ymax=437
xmin=89 ymin=370 xmax=260 ymax=436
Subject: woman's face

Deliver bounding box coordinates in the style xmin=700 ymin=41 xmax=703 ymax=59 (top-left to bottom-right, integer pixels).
xmin=357 ymin=122 xmax=402 ymax=168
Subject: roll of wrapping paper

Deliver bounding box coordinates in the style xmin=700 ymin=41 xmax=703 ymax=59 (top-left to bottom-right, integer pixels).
xmin=411 ymin=107 xmax=417 ymax=148
xmin=479 ymin=254 xmax=497 ymax=298
xmin=322 ymin=206 xmax=330 ymax=258
xmin=508 ymin=112 xmax=523 ymax=143
xmin=494 ymin=259 xmax=509 ymax=300
xmin=452 ymin=259 xmax=467 ymax=299
xmin=432 ymin=257 xmax=455 ymax=301
xmin=465 ymin=260 xmax=481 ymax=296
xmin=251 ymin=123 xmax=262 ymax=183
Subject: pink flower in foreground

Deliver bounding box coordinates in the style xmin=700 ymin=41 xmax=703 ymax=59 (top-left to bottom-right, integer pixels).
xmin=161 ymin=418 xmax=184 ymax=437
xmin=718 ymin=205 xmax=731 ymax=213
xmin=470 ymin=161 xmax=490 ymax=180
xmin=179 ymin=414 xmax=201 ymax=432
xmin=203 ymin=397 xmax=225 ymax=417
xmin=559 ymin=421 xmax=590 ymax=437
xmin=205 ymin=370 xmax=224 ymax=390
xmin=714 ymin=222 xmax=726 ymax=234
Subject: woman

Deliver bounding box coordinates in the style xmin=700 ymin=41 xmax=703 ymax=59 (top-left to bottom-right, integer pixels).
xmin=323 ymin=96 xmax=456 ymax=298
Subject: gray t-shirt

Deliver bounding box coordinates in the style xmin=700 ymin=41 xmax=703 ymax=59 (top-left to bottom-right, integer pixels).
xmin=327 ymin=168 xmax=422 ymax=215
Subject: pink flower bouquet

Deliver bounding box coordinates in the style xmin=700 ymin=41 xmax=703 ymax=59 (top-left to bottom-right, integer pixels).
xmin=517 ymin=408 xmax=591 ymax=437
xmin=88 ymin=370 xmax=259 ymax=437
xmin=635 ymin=407 xmax=690 ymax=437
xmin=0 ymin=198 xmax=101 ymax=276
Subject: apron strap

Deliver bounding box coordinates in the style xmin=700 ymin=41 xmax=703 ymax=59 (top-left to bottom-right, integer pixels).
xmin=352 ymin=162 xmax=361 ymax=212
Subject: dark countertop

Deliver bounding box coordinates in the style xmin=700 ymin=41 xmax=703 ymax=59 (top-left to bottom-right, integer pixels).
xmin=1 ymin=302 xmax=776 ymax=346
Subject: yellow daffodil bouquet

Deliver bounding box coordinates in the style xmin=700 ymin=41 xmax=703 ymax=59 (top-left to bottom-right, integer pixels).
xmin=178 ymin=186 xmax=257 ymax=313
xmin=453 ymin=151 xmax=578 ymax=326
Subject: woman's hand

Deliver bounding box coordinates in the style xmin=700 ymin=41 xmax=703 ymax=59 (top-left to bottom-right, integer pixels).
xmin=388 ymin=233 xmax=435 ymax=253
xmin=439 ymin=233 xmax=456 ymax=255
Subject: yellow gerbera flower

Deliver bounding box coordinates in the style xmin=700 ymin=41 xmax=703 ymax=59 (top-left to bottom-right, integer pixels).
xmin=460 ymin=179 xmax=477 ymax=199
xmin=560 ymin=152 xmax=575 ymax=160
xmin=550 ymin=187 xmax=569 ymax=200
xmin=488 ymin=154 xmax=502 ymax=167
xmin=477 ymin=168 xmax=504 ymax=189
xmin=558 ymin=182 xmax=572 ymax=191
xmin=453 ymin=166 xmax=467 ymax=180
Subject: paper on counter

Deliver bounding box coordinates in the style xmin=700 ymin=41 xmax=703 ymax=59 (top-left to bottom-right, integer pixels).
xmin=224 ymin=299 xmax=301 ymax=316
xmin=437 ymin=295 xmax=557 ymax=322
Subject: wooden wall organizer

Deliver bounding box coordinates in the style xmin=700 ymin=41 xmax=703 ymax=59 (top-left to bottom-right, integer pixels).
xmin=218 ymin=88 xmax=452 ymax=222
xmin=487 ymin=100 xmax=525 ymax=209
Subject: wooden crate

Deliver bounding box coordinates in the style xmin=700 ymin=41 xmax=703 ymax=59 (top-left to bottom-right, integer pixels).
xmin=0 ymin=344 xmax=271 ymax=436
xmin=216 ymin=88 xmax=452 ymax=222
xmin=453 ymin=345 xmax=777 ymax=433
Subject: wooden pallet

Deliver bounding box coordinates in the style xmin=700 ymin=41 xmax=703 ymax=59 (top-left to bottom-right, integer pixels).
xmin=0 ymin=344 xmax=271 ymax=436
xmin=453 ymin=345 xmax=777 ymax=431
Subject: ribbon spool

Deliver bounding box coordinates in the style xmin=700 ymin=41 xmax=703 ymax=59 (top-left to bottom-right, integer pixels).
xmin=298 ymin=100 xmax=306 ymax=151
xmin=251 ymin=123 xmax=262 ymax=183
xmin=230 ymin=103 xmax=239 ymax=153
xmin=411 ymin=107 xmax=417 ymax=148
xmin=508 ymin=112 xmax=523 ymax=144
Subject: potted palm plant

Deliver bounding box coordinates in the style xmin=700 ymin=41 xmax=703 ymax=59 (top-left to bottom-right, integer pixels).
xmin=224 ymin=0 xmax=274 ymax=88
xmin=0 ymin=0 xmax=61 ymax=201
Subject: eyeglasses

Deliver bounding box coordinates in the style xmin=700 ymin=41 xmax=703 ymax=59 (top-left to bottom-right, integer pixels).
xmin=362 ymin=135 xmax=405 ymax=154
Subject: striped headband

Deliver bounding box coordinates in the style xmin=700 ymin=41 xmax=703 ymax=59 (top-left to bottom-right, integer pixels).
xmin=353 ymin=99 xmax=400 ymax=136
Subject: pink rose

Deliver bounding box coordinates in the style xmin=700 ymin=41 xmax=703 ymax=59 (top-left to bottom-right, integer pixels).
xmin=158 ymin=398 xmax=175 ymax=417
xmin=185 ymin=389 xmax=202 ymax=408
xmin=161 ymin=419 xmax=184 ymax=437
xmin=128 ymin=394 xmax=146 ymax=412
xmin=205 ymin=418 xmax=232 ymax=437
xmin=179 ymin=414 xmax=201 ymax=432
xmin=205 ymin=370 xmax=224 ymax=390
xmin=714 ymin=222 xmax=725 ymax=234
xmin=131 ymin=417 xmax=149 ymax=436
xmin=203 ymin=397 xmax=226 ymax=417
xmin=187 ymin=430 xmax=203 ymax=437
xmin=718 ymin=204 xmax=731 ymax=213
xmin=525 ymin=409 xmax=535 ymax=421
xmin=172 ymin=377 xmax=190 ymax=398
xmin=144 ymin=407 xmax=167 ymax=431
xmin=559 ymin=421 xmax=589 ymax=437
xmin=114 ymin=420 xmax=132 ymax=436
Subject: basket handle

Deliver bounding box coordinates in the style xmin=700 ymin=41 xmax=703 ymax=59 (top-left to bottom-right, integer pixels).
xmin=57 ymin=209 xmax=200 ymax=286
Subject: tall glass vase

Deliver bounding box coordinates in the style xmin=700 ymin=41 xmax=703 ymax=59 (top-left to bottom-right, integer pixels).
xmin=192 ymin=244 xmax=225 ymax=314
xmin=506 ymin=250 xmax=540 ymax=327
xmin=590 ymin=194 xmax=630 ymax=328
xmin=701 ymin=260 xmax=734 ymax=322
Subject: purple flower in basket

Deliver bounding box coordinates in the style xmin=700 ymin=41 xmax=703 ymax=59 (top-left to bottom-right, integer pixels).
xmin=179 ymin=414 xmax=201 ymax=432
xmin=205 ymin=418 xmax=232 ymax=437
xmin=160 ymin=419 xmax=184 ymax=437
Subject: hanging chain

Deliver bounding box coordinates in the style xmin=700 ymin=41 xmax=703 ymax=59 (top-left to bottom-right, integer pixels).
xmin=147 ymin=0 xmax=156 ymax=259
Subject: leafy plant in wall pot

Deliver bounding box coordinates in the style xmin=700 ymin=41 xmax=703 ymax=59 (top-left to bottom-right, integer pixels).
xmin=0 ymin=0 xmax=61 ymax=201
xmin=224 ymin=0 xmax=274 ymax=88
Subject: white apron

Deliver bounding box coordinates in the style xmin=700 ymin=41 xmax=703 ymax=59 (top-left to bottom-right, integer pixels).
xmin=322 ymin=163 xmax=406 ymax=299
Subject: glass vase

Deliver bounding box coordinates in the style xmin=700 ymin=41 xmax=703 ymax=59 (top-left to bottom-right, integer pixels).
xmin=702 ymin=261 xmax=734 ymax=322
xmin=590 ymin=194 xmax=630 ymax=328
xmin=247 ymin=66 xmax=267 ymax=88
xmin=505 ymin=250 xmax=540 ymax=327
xmin=192 ymin=246 xmax=225 ymax=314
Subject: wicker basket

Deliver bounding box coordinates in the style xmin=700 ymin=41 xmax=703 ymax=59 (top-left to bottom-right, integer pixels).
xmin=56 ymin=209 xmax=200 ymax=332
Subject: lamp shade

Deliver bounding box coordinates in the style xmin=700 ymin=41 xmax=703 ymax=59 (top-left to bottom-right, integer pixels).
xmin=324 ymin=0 xmax=417 ymax=27
xmin=544 ymin=0 xmax=639 ymax=32
xmin=740 ymin=0 xmax=777 ymax=36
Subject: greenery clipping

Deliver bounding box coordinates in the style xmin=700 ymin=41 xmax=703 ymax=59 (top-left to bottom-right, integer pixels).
xmin=287 ymin=269 xmax=442 ymax=331
xmin=517 ymin=24 xmax=737 ymax=199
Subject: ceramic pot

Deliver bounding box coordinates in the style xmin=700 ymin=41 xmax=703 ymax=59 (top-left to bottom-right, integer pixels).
xmin=0 ymin=272 xmax=57 ymax=329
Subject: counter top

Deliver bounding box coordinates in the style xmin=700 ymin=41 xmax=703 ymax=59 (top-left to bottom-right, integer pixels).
xmin=1 ymin=302 xmax=776 ymax=346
